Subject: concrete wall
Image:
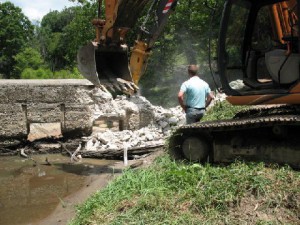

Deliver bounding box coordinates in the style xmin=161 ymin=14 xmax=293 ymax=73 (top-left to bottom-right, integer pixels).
xmin=0 ymin=79 xmax=95 ymax=140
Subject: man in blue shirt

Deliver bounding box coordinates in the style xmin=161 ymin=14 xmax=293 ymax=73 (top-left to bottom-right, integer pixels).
xmin=178 ymin=65 xmax=214 ymax=124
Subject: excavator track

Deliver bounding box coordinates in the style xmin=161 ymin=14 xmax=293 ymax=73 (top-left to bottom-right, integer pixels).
xmin=168 ymin=105 xmax=300 ymax=168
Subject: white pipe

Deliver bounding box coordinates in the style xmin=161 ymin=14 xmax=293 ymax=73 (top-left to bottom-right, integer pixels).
xmin=123 ymin=143 xmax=128 ymax=166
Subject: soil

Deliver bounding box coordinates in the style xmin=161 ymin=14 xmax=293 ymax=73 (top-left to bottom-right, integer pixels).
xmin=35 ymin=148 xmax=165 ymax=225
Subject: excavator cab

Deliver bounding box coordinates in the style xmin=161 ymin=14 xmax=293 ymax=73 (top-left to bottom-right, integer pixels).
xmin=218 ymin=0 xmax=300 ymax=105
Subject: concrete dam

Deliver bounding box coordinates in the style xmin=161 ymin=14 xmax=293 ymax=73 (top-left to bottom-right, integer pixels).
xmin=0 ymin=79 xmax=96 ymax=141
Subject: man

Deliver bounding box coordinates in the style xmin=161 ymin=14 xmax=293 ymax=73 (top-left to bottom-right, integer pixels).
xmin=178 ymin=64 xmax=214 ymax=124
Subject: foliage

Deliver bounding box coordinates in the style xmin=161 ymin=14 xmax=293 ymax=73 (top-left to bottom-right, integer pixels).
xmin=0 ymin=2 xmax=34 ymax=78
xmin=36 ymin=2 xmax=97 ymax=71
xmin=202 ymin=100 xmax=250 ymax=121
xmin=13 ymin=47 xmax=44 ymax=77
xmin=21 ymin=67 xmax=83 ymax=79
xmin=69 ymin=155 xmax=300 ymax=225
xmin=60 ymin=2 xmax=97 ymax=68
xmin=21 ymin=68 xmax=52 ymax=79
xmin=38 ymin=7 xmax=80 ymax=71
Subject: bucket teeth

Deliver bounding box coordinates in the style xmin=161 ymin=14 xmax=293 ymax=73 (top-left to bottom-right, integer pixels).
xmin=99 ymin=78 xmax=137 ymax=96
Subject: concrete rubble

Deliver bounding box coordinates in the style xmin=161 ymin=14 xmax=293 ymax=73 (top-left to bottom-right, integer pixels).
xmin=80 ymin=88 xmax=224 ymax=156
xmin=82 ymin=88 xmax=187 ymax=154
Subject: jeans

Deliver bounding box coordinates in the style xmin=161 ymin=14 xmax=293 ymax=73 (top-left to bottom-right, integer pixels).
xmin=186 ymin=108 xmax=205 ymax=124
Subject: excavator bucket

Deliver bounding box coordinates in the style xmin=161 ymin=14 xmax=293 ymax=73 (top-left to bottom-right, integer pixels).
xmin=77 ymin=42 xmax=101 ymax=87
xmin=77 ymin=42 xmax=137 ymax=95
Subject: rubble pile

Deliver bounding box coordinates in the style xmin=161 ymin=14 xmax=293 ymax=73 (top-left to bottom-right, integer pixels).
xmin=81 ymin=88 xmax=224 ymax=154
xmin=84 ymin=89 xmax=186 ymax=152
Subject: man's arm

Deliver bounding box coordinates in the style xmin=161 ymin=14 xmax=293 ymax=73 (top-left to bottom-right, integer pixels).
xmin=205 ymin=91 xmax=215 ymax=108
xmin=178 ymin=90 xmax=186 ymax=112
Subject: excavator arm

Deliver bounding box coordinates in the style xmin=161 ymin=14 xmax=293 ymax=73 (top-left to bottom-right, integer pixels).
xmin=77 ymin=0 xmax=177 ymax=95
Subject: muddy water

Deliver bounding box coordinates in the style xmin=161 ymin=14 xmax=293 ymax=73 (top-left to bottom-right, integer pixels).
xmin=0 ymin=154 xmax=118 ymax=225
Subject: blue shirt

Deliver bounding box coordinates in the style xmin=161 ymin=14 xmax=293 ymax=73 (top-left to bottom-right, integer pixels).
xmin=180 ymin=76 xmax=211 ymax=108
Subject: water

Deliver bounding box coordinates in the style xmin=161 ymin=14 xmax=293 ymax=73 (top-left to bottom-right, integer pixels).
xmin=0 ymin=154 xmax=118 ymax=225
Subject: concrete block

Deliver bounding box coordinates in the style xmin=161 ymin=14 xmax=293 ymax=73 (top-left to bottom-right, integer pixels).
xmin=0 ymin=85 xmax=28 ymax=104
xmin=63 ymin=104 xmax=92 ymax=134
xmin=0 ymin=104 xmax=27 ymax=137
xmin=27 ymin=86 xmax=66 ymax=103
xmin=28 ymin=122 xmax=62 ymax=142
xmin=63 ymin=86 xmax=94 ymax=104
xmin=27 ymin=104 xmax=63 ymax=123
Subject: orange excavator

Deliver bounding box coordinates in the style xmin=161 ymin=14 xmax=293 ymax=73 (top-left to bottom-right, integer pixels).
xmin=170 ymin=0 xmax=300 ymax=168
xmin=78 ymin=0 xmax=300 ymax=168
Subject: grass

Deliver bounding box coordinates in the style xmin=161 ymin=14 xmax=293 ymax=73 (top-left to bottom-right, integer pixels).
xmin=69 ymin=101 xmax=300 ymax=225
xmin=70 ymin=157 xmax=300 ymax=225
xmin=202 ymin=100 xmax=250 ymax=122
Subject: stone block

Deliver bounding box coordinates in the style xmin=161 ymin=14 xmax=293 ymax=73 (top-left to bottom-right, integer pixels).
xmin=27 ymin=123 xmax=62 ymax=142
xmin=93 ymin=114 xmax=122 ymax=132
xmin=0 ymin=85 xmax=28 ymax=104
xmin=0 ymin=104 xmax=27 ymax=137
xmin=63 ymin=104 xmax=92 ymax=134
xmin=27 ymin=104 xmax=63 ymax=123
xmin=27 ymin=86 xmax=66 ymax=103
xmin=63 ymin=86 xmax=94 ymax=104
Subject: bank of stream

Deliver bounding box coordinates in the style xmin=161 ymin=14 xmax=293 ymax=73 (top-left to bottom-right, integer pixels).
xmin=0 ymin=154 xmax=121 ymax=225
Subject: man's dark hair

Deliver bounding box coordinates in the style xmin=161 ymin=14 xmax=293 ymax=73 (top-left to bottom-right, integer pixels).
xmin=188 ymin=65 xmax=198 ymax=76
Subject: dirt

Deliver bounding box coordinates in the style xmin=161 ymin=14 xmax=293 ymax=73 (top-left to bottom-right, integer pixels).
xmin=227 ymin=194 xmax=300 ymax=224
xmin=35 ymin=148 xmax=165 ymax=225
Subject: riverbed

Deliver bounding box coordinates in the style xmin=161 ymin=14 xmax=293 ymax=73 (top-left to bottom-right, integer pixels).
xmin=0 ymin=154 xmax=120 ymax=225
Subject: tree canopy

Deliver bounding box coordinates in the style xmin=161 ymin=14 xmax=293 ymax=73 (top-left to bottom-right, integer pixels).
xmin=0 ymin=2 xmax=34 ymax=78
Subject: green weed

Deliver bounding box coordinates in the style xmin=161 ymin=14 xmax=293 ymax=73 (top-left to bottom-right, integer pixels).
xmin=69 ymin=155 xmax=300 ymax=225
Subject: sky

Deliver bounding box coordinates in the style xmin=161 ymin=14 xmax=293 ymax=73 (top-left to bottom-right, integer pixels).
xmin=2 ymin=0 xmax=78 ymax=21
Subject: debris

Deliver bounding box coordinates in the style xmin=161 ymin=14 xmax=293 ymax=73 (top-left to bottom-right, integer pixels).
xmin=20 ymin=148 xmax=28 ymax=158
xmin=71 ymin=144 xmax=82 ymax=163
xmin=44 ymin=157 xmax=52 ymax=166
xmin=129 ymin=160 xmax=143 ymax=168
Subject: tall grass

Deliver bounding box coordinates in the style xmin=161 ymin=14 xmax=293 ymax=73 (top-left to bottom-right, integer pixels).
xmin=202 ymin=100 xmax=249 ymax=121
xmin=70 ymin=157 xmax=300 ymax=225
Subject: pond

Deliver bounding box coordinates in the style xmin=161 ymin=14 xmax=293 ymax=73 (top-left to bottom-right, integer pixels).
xmin=0 ymin=154 xmax=118 ymax=225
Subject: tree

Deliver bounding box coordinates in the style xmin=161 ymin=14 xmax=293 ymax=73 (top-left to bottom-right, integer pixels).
xmin=0 ymin=2 xmax=34 ymax=78
xmin=58 ymin=2 xmax=97 ymax=68
xmin=13 ymin=47 xmax=44 ymax=77
xmin=38 ymin=8 xmax=79 ymax=71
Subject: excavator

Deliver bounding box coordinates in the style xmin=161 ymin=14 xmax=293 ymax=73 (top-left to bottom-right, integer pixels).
xmin=78 ymin=0 xmax=300 ymax=168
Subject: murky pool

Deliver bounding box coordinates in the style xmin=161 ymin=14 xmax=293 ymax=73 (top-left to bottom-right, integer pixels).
xmin=0 ymin=154 xmax=118 ymax=225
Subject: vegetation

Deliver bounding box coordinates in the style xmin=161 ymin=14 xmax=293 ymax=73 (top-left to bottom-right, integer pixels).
xmin=0 ymin=1 xmax=96 ymax=79
xmin=69 ymin=102 xmax=300 ymax=225
xmin=0 ymin=2 xmax=34 ymax=78
xmin=202 ymin=100 xmax=250 ymax=122
xmin=70 ymin=156 xmax=300 ymax=225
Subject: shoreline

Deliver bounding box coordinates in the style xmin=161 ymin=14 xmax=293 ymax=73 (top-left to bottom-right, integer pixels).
xmin=34 ymin=149 xmax=164 ymax=225
xmin=34 ymin=161 xmax=124 ymax=225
